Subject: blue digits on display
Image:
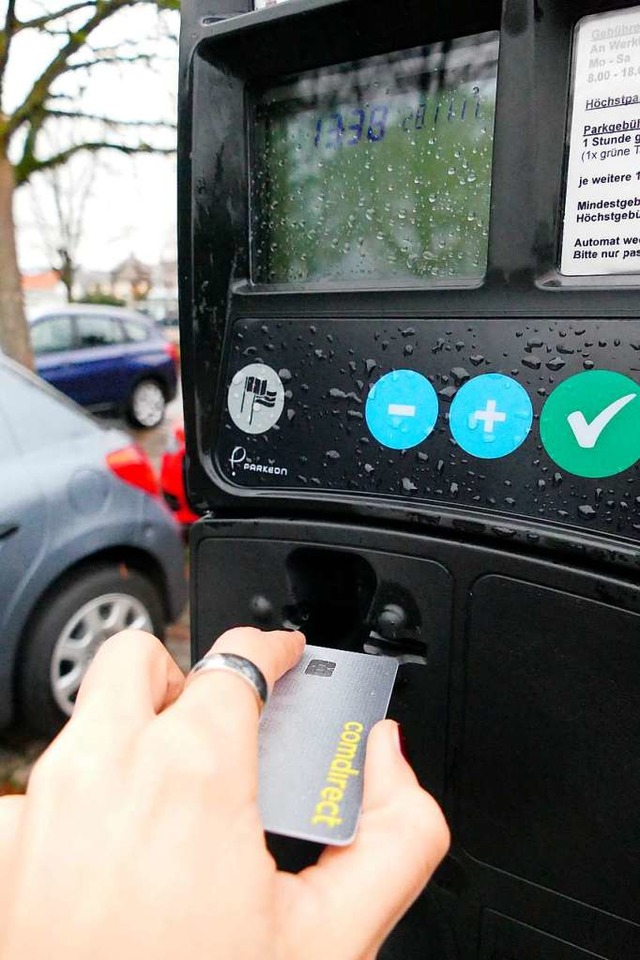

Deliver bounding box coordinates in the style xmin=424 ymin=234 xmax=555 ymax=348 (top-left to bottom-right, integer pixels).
xmin=313 ymin=87 xmax=485 ymax=148
xmin=327 ymin=112 xmax=345 ymax=147
xmin=367 ymin=105 xmax=388 ymax=142
xmin=347 ymin=108 xmax=365 ymax=145
xmin=314 ymin=105 xmax=387 ymax=148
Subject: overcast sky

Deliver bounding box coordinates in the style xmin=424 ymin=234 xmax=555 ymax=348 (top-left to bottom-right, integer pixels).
xmin=7 ymin=3 xmax=179 ymax=273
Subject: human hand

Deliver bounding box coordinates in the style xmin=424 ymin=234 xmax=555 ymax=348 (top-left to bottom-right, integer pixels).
xmin=0 ymin=628 xmax=449 ymax=960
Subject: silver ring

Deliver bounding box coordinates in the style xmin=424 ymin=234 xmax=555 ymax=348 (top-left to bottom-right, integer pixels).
xmin=187 ymin=653 xmax=268 ymax=712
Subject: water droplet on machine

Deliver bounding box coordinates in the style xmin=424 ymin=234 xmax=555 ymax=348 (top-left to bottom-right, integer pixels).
xmin=546 ymin=357 xmax=566 ymax=372
xmin=451 ymin=367 xmax=470 ymax=385
xmin=522 ymin=356 xmax=542 ymax=370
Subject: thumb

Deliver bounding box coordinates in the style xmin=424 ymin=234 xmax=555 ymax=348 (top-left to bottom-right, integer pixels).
xmin=288 ymin=720 xmax=449 ymax=959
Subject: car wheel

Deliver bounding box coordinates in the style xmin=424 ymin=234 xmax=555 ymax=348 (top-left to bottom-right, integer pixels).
xmin=19 ymin=565 xmax=165 ymax=739
xmin=128 ymin=378 xmax=166 ymax=428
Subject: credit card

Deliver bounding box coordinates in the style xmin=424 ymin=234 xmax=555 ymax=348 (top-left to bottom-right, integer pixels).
xmin=258 ymin=645 xmax=398 ymax=845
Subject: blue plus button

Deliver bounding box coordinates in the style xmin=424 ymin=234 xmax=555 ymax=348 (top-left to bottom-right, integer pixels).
xmin=365 ymin=370 xmax=439 ymax=450
xmin=449 ymin=374 xmax=533 ymax=459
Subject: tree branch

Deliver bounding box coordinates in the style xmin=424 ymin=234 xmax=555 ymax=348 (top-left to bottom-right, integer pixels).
xmin=86 ymin=37 xmax=170 ymax=54
xmin=15 ymin=140 xmax=176 ymax=185
xmin=16 ymin=2 xmax=97 ymax=32
xmin=8 ymin=0 xmax=140 ymax=138
xmin=17 ymin=106 xmax=49 ymax=184
xmin=64 ymin=52 xmax=172 ymax=71
xmin=46 ymin=108 xmax=176 ymax=129
xmin=0 ymin=0 xmax=18 ymax=110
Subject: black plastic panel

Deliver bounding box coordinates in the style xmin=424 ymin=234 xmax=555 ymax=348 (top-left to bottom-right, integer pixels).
xmin=189 ymin=518 xmax=640 ymax=958
xmin=215 ymin=316 xmax=640 ymax=544
xmin=480 ymin=912 xmax=608 ymax=959
xmin=192 ymin=526 xmax=453 ymax=796
xmin=461 ymin=575 xmax=640 ymax=923
xmin=180 ymin=0 xmax=640 ymax=538
xmin=180 ymin=1 xmax=640 ymax=957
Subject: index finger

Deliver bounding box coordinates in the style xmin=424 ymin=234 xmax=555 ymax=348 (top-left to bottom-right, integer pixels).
xmin=161 ymin=627 xmax=304 ymax=792
xmin=199 ymin=626 xmax=305 ymax=695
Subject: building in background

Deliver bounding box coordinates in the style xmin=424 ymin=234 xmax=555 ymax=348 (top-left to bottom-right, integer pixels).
xmin=21 ymin=257 xmax=178 ymax=326
xmin=21 ymin=270 xmax=67 ymax=319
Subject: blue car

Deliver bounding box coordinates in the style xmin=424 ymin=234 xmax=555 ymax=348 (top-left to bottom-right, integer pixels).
xmin=0 ymin=354 xmax=186 ymax=738
xmin=30 ymin=305 xmax=179 ymax=428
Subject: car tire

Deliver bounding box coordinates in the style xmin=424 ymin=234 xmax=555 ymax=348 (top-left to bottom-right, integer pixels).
xmin=19 ymin=564 xmax=165 ymax=739
xmin=127 ymin=378 xmax=166 ymax=428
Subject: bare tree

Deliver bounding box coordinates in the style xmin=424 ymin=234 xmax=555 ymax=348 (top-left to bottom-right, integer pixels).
xmin=0 ymin=0 xmax=178 ymax=367
xmin=29 ymin=145 xmax=99 ymax=301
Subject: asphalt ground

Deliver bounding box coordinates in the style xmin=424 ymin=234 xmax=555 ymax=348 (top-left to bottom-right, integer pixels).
xmin=0 ymin=394 xmax=192 ymax=793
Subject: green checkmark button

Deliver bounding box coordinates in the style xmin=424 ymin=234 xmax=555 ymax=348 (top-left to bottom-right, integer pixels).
xmin=540 ymin=371 xmax=640 ymax=478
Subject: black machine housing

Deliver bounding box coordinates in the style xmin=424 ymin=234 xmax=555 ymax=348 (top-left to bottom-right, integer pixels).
xmin=178 ymin=1 xmax=640 ymax=956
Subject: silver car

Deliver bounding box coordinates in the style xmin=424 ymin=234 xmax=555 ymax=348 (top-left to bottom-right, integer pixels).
xmin=0 ymin=355 xmax=187 ymax=738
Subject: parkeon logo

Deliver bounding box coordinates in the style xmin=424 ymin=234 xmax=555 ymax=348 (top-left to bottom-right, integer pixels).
xmin=229 ymin=446 xmax=247 ymax=475
xmin=227 ymin=363 xmax=285 ymax=435
xmin=227 ymin=446 xmax=289 ymax=479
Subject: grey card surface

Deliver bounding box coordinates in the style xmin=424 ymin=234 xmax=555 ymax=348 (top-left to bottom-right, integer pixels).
xmin=258 ymin=645 xmax=398 ymax=846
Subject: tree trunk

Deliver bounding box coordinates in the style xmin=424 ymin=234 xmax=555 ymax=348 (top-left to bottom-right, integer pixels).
xmin=59 ymin=249 xmax=74 ymax=302
xmin=0 ymin=150 xmax=33 ymax=369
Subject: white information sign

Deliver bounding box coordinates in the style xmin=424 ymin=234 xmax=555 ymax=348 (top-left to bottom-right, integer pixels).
xmin=562 ymin=6 xmax=640 ymax=275
xmin=254 ymin=0 xmax=292 ymax=9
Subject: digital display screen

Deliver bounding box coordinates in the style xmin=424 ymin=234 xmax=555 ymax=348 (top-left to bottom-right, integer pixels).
xmin=251 ymin=32 xmax=499 ymax=286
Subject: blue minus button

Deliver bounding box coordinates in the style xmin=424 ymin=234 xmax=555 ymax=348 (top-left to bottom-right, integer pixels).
xmin=365 ymin=370 xmax=439 ymax=450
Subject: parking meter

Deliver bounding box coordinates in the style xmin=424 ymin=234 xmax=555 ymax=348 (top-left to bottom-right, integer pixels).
xmin=178 ymin=0 xmax=640 ymax=955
